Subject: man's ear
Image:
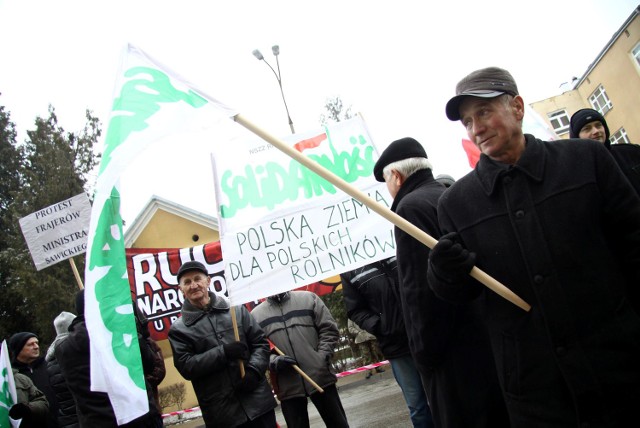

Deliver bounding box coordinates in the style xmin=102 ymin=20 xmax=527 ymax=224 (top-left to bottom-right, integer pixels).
xmin=512 ymin=95 xmax=525 ymax=121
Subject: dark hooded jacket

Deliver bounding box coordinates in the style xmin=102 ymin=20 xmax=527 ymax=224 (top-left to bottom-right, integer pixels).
xmin=46 ymin=338 xmax=78 ymax=426
xmin=341 ymin=257 xmax=411 ymax=359
xmin=55 ymin=317 xmax=159 ymax=428
xmin=392 ymin=168 xmax=508 ymax=428
xmin=46 ymin=311 xmax=78 ymax=428
xmin=430 ymin=136 xmax=640 ymax=427
xmin=168 ymin=292 xmax=276 ymax=428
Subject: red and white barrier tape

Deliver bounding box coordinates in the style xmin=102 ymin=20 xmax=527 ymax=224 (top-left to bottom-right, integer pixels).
xmin=335 ymin=360 xmax=389 ymax=378
xmin=161 ymin=360 xmax=390 ymax=418
xmin=162 ymin=406 xmax=201 ymax=418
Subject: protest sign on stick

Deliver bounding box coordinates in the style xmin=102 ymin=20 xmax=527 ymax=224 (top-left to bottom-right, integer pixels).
xmin=18 ymin=193 xmax=91 ymax=276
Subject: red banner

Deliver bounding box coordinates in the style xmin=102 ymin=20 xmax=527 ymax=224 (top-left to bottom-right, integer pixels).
xmin=126 ymin=241 xmax=340 ymax=340
xmin=462 ymin=138 xmax=481 ymax=168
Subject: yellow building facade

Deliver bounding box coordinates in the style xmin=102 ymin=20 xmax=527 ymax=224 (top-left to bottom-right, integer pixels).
xmin=530 ymin=6 xmax=640 ymax=145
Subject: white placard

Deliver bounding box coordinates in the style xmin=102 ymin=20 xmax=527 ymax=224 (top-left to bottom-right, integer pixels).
xmin=19 ymin=193 xmax=92 ymax=270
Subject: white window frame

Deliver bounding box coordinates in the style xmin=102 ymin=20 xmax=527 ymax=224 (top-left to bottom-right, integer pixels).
xmin=547 ymin=109 xmax=570 ymax=135
xmin=610 ymin=127 xmax=631 ymax=145
xmin=632 ymin=41 xmax=640 ymax=69
xmin=589 ymin=85 xmax=613 ymax=115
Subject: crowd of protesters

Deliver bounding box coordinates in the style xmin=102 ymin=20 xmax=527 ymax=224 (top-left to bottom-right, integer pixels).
xmin=5 ymin=65 xmax=640 ymax=428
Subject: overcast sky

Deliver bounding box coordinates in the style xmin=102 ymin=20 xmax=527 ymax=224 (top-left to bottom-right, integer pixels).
xmin=1 ymin=0 xmax=637 ymax=226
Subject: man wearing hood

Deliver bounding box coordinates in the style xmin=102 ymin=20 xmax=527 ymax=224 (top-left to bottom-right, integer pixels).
xmin=56 ymin=290 xmax=160 ymax=427
xmin=46 ymin=311 xmax=78 ymax=428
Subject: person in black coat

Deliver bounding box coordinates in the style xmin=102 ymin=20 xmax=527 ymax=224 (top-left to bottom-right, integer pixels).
xmin=341 ymin=257 xmax=434 ymax=428
xmin=46 ymin=311 xmax=78 ymax=428
xmin=56 ymin=290 xmax=160 ymax=428
xmin=432 ymin=66 xmax=640 ymax=427
xmin=569 ymin=107 xmax=640 ymax=196
xmin=372 ymin=137 xmax=509 ymax=428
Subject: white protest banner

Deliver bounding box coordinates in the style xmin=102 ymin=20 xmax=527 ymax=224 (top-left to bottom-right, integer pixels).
xmin=84 ymin=44 xmax=240 ymax=425
xmin=18 ymin=193 xmax=91 ymax=271
xmin=212 ymin=116 xmax=396 ymax=305
xmin=0 ymin=340 xmax=19 ymax=428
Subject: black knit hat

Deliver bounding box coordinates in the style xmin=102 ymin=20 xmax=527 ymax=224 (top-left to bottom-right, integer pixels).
xmin=8 ymin=332 xmax=38 ymax=361
xmin=446 ymin=67 xmax=519 ymax=121
xmin=569 ymin=108 xmax=610 ymax=146
xmin=373 ymin=137 xmax=428 ymax=182
xmin=177 ymin=260 xmax=208 ymax=283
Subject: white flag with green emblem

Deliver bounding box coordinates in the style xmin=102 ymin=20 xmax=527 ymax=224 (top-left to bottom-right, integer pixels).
xmin=85 ymin=44 xmax=237 ymax=424
xmin=0 ymin=340 xmax=19 ymax=428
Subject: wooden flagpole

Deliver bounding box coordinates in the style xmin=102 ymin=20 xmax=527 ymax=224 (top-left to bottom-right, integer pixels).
xmin=232 ymin=113 xmax=531 ymax=312
xmin=229 ymin=306 xmax=246 ymax=378
xmin=69 ymin=257 xmax=84 ymax=289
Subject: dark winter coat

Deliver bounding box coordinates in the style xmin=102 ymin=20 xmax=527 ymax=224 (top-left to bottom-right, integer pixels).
xmin=168 ymin=292 xmax=276 ymax=428
xmin=46 ymin=335 xmax=79 ymax=428
xmin=341 ymin=257 xmax=411 ymax=359
xmin=55 ymin=317 xmax=159 ymax=428
xmin=13 ymin=369 xmax=49 ymax=428
xmin=393 ymin=168 xmax=508 ymax=428
xmin=609 ymin=142 xmax=640 ymax=197
xmin=143 ymin=337 xmax=165 ymax=414
xmin=430 ymin=135 xmax=640 ymax=427
xmin=251 ymin=291 xmax=340 ymax=401
xmin=13 ymin=356 xmax=59 ymax=428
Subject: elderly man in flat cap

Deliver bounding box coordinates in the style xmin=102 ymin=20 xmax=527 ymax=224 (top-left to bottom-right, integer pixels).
xmin=429 ymin=66 xmax=640 ymax=427
xmin=373 ymin=138 xmax=508 ymax=428
xmin=168 ymin=260 xmax=277 ymax=428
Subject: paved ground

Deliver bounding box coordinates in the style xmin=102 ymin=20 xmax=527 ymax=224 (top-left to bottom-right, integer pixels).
xmin=166 ymin=368 xmax=413 ymax=427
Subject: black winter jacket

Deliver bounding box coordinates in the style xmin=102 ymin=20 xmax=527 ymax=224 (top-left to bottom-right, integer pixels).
xmin=168 ymin=292 xmax=276 ymax=428
xmin=430 ymin=136 xmax=640 ymax=427
xmin=609 ymin=142 xmax=640 ymax=197
xmin=341 ymin=257 xmax=410 ymax=359
xmin=56 ymin=317 xmax=159 ymax=428
xmin=46 ymin=335 xmax=78 ymax=428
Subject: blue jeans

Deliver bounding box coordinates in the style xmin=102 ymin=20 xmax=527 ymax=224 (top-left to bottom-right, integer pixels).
xmin=390 ymin=355 xmax=434 ymax=428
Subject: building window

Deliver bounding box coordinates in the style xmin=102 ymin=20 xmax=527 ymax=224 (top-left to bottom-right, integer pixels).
xmin=610 ymin=127 xmax=631 ymax=145
xmin=547 ymin=110 xmax=570 ymax=135
xmin=589 ymin=85 xmax=613 ymax=115
xmin=633 ymin=42 xmax=640 ymax=67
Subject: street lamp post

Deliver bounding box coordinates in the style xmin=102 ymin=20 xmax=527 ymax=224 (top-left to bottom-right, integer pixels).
xmin=252 ymin=45 xmax=295 ymax=134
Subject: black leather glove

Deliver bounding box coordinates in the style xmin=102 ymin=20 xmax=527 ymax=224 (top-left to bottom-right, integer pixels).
xmin=9 ymin=403 xmax=30 ymax=419
xmin=237 ymin=368 xmax=261 ymax=392
xmin=269 ymin=355 xmax=297 ymax=372
xmin=429 ymin=232 xmax=476 ymax=282
xmin=223 ymin=341 xmax=249 ymax=360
